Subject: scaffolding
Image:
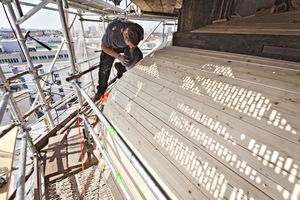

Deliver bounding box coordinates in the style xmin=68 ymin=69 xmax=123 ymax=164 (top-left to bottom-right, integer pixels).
xmin=0 ymin=0 xmax=176 ymax=199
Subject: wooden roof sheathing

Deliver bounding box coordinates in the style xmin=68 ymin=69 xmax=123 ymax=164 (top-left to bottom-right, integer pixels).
xmin=131 ymin=0 xmax=179 ymax=14
xmin=102 ymin=46 xmax=300 ymax=199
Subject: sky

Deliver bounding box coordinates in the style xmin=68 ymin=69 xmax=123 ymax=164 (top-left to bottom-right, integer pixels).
xmin=0 ymin=0 xmax=176 ymax=33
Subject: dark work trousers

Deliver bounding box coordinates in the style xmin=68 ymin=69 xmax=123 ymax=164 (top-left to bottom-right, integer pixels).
xmin=96 ymin=46 xmax=143 ymax=95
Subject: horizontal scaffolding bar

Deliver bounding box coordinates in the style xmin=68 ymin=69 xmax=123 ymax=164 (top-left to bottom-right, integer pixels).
xmin=0 ymin=123 xmax=16 ymax=139
xmin=38 ymin=55 xmax=99 ymax=79
xmin=66 ymin=64 xmax=99 ymax=82
xmin=7 ymin=64 xmax=43 ymax=83
xmin=16 ymin=0 xmax=51 ymax=25
xmin=17 ymin=1 xmax=79 ymax=15
xmin=38 ymin=65 xmax=71 ymax=78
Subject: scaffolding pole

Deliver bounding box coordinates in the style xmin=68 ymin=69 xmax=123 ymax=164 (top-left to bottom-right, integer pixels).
xmin=79 ymin=14 xmax=96 ymax=93
xmin=4 ymin=1 xmax=55 ymax=129
xmin=74 ymin=81 xmax=170 ymax=200
xmin=0 ymin=65 xmax=37 ymax=200
xmin=57 ymin=0 xmax=90 ymax=144
xmin=0 ymin=91 xmax=10 ymax=124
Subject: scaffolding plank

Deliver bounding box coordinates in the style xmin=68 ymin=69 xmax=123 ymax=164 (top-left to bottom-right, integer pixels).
xmin=67 ymin=128 xmax=89 ymax=169
xmin=45 ymin=134 xmax=68 ymax=177
xmin=0 ymin=126 xmax=18 ymax=200
xmin=47 ymin=146 xmax=98 ymax=183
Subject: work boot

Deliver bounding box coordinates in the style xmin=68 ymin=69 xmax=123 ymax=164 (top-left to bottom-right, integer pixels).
xmin=93 ymin=92 xmax=103 ymax=102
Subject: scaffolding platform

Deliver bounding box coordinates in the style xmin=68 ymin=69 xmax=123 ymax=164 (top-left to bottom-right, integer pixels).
xmin=0 ymin=125 xmax=18 ymax=200
xmin=45 ymin=159 xmax=115 ymax=200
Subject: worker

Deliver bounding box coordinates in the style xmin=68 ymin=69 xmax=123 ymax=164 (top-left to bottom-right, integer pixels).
xmin=93 ymin=18 xmax=144 ymax=101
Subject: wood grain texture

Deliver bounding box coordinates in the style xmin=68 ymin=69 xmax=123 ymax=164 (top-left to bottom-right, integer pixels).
xmin=67 ymin=128 xmax=88 ymax=169
xmin=0 ymin=126 xmax=18 ymax=200
xmin=102 ymin=46 xmax=300 ymax=200
xmin=45 ymin=134 xmax=68 ymax=177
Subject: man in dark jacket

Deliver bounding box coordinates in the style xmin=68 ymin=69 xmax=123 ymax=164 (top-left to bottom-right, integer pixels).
xmin=94 ymin=18 xmax=144 ymax=101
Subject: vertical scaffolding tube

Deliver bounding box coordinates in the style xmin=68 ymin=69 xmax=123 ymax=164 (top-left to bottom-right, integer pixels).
xmin=79 ymin=14 xmax=96 ymax=93
xmin=0 ymin=91 xmax=10 ymax=124
xmin=0 ymin=66 xmax=37 ymax=200
xmin=57 ymin=0 xmax=90 ymax=144
xmin=5 ymin=1 xmax=55 ymax=129
xmin=16 ymin=132 xmax=28 ymax=200
xmin=162 ymin=21 xmax=165 ymax=43
xmin=81 ymin=115 xmax=133 ymax=200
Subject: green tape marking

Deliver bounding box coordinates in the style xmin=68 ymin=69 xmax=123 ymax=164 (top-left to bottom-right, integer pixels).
xmin=43 ymin=6 xmax=47 ymax=9
xmin=29 ymin=141 xmax=34 ymax=148
xmin=32 ymin=80 xmax=35 ymax=83
xmin=25 ymin=189 xmax=31 ymax=196
xmin=16 ymin=148 xmax=21 ymax=151
xmin=150 ymin=18 xmax=152 ymax=19
xmin=54 ymin=60 xmax=56 ymax=64
xmin=88 ymin=81 xmax=91 ymax=84
xmin=84 ymin=60 xmax=87 ymax=63
xmin=108 ymin=127 xmax=117 ymax=137
xmin=115 ymin=174 xmax=123 ymax=185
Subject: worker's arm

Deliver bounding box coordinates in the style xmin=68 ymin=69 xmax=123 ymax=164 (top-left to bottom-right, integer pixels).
xmin=101 ymin=44 xmax=119 ymax=59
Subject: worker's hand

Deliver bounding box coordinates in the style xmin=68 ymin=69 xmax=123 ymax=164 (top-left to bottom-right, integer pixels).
xmin=118 ymin=53 xmax=130 ymax=66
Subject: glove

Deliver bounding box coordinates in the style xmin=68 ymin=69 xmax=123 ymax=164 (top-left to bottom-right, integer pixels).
xmin=118 ymin=53 xmax=130 ymax=66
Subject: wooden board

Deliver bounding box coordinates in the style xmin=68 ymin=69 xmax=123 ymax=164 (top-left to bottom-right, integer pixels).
xmin=67 ymin=128 xmax=89 ymax=169
xmin=101 ymin=46 xmax=300 ymax=200
xmin=0 ymin=126 xmax=18 ymax=200
xmin=45 ymin=134 xmax=68 ymax=177
xmin=106 ymin=172 xmax=126 ymax=200
xmin=47 ymin=146 xmax=98 ymax=183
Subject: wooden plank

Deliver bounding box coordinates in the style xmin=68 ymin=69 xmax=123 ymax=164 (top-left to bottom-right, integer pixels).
xmin=104 ymin=92 xmax=270 ymax=200
xmin=161 ymin=0 xmax=177 ymax=13
xmin=103 ymin=103 xmax=214 ymax=200
xmin=130 ymin=0 xmax=152 ymax=11
xmin=0 ymin=126 xmax=18 ymax=200
xmin=109 ymin=78 xmax=299 ymax=199
xmin=114 ymin=78 xmax=300 ymax=198
xmin=44 ymin=134 xmax=68 ymax=177
xmin=219 ymin=10 xmax=300 ymax=24
xmin=143 ymin=0 xmax=164 ymax=13
xmin=47 ymin=145 xmax=98 ymax=183
xmin=142 ymin=53 xmax=300 ymax=118
xmin=127 ymin=66 xmax=300 ymax=160
xmin=191 ymin=28 xmax=300 ymax=35
xmin=67 ymin=128 xmax=89 ymax=169
xmin=34 ymin=108 xmax=78 ymax=152
xmin=135 ymin=58 xmax=300 ymax=124
xmin=170 ymin=46 xmax=300 ymax=69
xmin=159 ymin=46 xmax=300 ymax=73
xmin=152 ymin=52 xmax=300 ymax=93
xmin=138 ymin=56 xmax=300 ymax=107
xmin=106 ymin=172 xmax=126 ymax=200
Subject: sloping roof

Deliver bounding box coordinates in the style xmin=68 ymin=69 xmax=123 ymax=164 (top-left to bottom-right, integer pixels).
xmin=102 ymin=45 xmax=300 ymax=199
